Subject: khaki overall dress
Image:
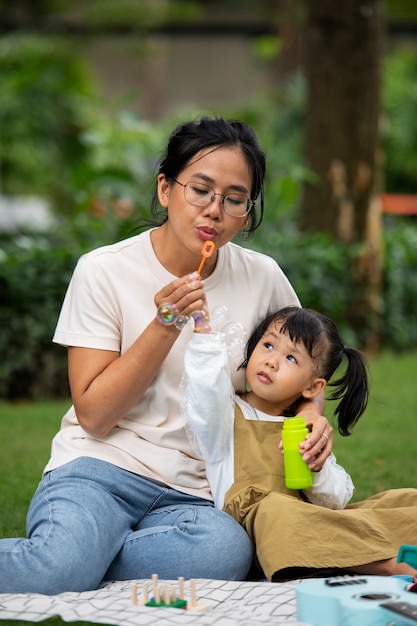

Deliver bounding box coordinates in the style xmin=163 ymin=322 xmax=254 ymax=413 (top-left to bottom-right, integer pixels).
xmin=223 ymin=405 xmax=417 ymax=581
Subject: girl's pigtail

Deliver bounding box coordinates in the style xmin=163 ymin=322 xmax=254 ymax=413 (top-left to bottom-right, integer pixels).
xmin=328 ymin=347 xmax=369 ymax=436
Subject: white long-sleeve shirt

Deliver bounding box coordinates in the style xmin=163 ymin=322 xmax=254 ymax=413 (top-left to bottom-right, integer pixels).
xmin=181 ymin=332 xmax=354 ymax=510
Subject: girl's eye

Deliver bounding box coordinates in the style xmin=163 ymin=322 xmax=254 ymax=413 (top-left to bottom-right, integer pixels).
xmin=264 ymin=341 xmax=274 ymax=351
xmin=287 ymin=355 xmax=297 ymax=364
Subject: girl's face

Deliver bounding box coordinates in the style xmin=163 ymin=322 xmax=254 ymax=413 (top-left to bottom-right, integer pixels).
xmin=245 ymin=321 xmax=326 ymax=415
xmin=157 ymin=146 xmax=252 ymax=266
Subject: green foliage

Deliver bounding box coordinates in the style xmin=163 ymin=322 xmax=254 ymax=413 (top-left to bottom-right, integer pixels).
xmin=385 ymin=0 xmax=417 ymax=21
xmin=0 ymin=33 xmax=172 ymax=223
xmin=0 ymin=34 xmax=92 ymax=209
xmin=61 ymin=0 xmax=201 ymax=29
xmin=382 ymin=45 xmax=417 ymax=193
xmin=0 ymin=194 xmax=154 ymax=400
xmin=0 ymin=237 xmax=77 ymax=398
xmin=250 ymin=229 xmax=359 ymax=346
xmin=382 ymin=222 xmax=417 ymax=348
xmin=70 ymin=109 xmax=170 ymax=223
xmin=250 ymin=221 xmax=417 ymax=353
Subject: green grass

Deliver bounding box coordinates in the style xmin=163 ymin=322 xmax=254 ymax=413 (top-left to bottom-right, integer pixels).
xmin=0 ymin=399 xmax=72 ymax=537
xmin=0 ymin=351 xmax=416 ymax=625
xmin=325 ymin=350 xmax=417 ymax=502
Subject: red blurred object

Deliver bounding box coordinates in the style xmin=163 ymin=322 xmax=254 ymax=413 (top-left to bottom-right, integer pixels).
xmin=380 ymin=193 xmax=417 ymax=215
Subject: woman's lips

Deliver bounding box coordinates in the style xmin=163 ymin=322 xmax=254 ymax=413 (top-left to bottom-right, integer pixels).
xmin=197 ymin=227 xmax=217 ymax=241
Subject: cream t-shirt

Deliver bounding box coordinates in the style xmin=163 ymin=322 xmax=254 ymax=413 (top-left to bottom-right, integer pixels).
xmin=47 ymin=229 xmax=300 ymax=500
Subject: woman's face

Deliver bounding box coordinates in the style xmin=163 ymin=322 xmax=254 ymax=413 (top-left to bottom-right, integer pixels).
xmin=157 ymin=146 xmax=252 ymax=258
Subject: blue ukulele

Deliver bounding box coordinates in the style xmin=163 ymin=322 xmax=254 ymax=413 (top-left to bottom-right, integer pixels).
xmin=296 ymin=574 xmax=417 ymax=625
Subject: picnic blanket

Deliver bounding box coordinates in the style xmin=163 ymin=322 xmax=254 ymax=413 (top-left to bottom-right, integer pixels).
xmin=0 ymin=578 xmax=307 ymax=626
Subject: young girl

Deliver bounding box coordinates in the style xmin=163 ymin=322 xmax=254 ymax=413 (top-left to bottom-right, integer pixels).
xmin=182 ymin=305 xmax=417 ymax=582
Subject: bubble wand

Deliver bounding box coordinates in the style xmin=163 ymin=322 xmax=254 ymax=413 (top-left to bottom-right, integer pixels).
xmin=196 ymin=240 xmax=215 ymax=276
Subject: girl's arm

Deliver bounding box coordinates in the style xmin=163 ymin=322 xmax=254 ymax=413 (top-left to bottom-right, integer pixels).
xmin=304 ymin=453 xmax=354 ymax=509
xmin=181 ymin=332 xmax=234 ymax=462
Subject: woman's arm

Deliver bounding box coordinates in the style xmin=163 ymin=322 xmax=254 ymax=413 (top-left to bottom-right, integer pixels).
xmin=68 ymin=275 xmax=207 ymax=438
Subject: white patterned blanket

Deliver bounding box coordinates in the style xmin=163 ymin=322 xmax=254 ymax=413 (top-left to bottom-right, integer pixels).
xmin=0 ymin=578 xmax=308 ymax=625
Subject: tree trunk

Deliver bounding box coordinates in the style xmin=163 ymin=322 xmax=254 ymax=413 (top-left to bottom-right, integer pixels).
xmin=300 ymin=0 xmax=384 ymax=351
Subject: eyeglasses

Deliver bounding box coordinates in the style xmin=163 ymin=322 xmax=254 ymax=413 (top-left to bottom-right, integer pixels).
xmin=171 ymin=179 xmax=255 ymax=218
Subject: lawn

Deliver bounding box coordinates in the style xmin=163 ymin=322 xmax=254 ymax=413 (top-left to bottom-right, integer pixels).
xmin=0 ymin=350 xmax=416 ymax=625
xmin=0 ymin=399 xmax=72 ymax=537
xmin=325 ymin=350 xmax=417 ymax=502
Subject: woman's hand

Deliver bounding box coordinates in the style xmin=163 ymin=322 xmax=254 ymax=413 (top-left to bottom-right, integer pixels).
xmin=155 ymin=272 xmax=207 ymax=323
xmin=296 ymin=392 xmax=333 ymax=471
xmin=300 ymin=412 xmax=333 ymax=471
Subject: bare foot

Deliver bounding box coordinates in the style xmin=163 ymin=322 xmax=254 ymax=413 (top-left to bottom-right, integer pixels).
xmin=348 ymin=558 xmax=417 ymax=581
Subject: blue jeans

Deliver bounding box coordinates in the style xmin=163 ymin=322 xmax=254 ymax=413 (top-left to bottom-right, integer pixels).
xmin=0 ymin=457 xmax=252 ymax=594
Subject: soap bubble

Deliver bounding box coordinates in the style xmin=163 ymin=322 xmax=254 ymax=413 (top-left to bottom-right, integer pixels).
xmin=191 ymin=309 xmax=209 ymax=331
xmin=211 ymin=305 xmax=230 ymax=331
xmin=222 ymin=322 xmax=247 ymax=357
xmin=174 ymin=315 xmax=189 ymax=330
xmin=157 ymin=303 xmax=178 ymax=325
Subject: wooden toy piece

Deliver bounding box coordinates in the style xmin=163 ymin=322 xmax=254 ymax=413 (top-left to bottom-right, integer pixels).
xmin=162 ymin=585 xmax=170 ymax=605
xmin=142 ymin=581 xmax=149 ymax=604
xmin=190 ymin=578 xmax=197 ymax=606
xmin=178 ymin=576 xmax=185 ymax=600
xmin=133 ymin=580 xmax=155 ymax=606
xmin=151 ymin=573 xmax=159 ymax=598
xmin=131 ymin=581 xmax=138 ymax=605
xmin=187 ymin=578 xmax=213 ymax=612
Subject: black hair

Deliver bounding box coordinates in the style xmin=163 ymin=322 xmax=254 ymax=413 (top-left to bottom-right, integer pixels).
xmin=241 ymin=306 xmax=369 ymax=436
xmin=142 ymin=116 xmax=266 ymax=239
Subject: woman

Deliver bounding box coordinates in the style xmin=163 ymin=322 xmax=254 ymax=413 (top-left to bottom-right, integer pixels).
xmin=0 ymin=116 xmax=331 ymax=594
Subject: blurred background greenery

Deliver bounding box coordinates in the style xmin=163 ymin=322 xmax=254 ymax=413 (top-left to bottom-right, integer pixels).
xmin=1 ymin=0 xmax=417 ymax=399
